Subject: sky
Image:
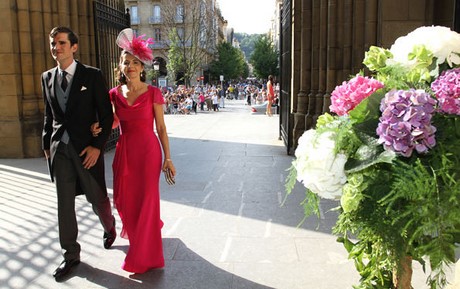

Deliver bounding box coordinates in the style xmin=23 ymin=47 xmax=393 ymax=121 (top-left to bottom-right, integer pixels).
xmin=218 ymin=0 xmax=276 ymax=34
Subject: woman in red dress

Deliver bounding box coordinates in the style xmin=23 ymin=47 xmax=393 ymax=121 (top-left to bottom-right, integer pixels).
xmin=266 ymin=75 xmax=275 ymax=117
xmin=99 ymin=29 xmax=176 ymax=273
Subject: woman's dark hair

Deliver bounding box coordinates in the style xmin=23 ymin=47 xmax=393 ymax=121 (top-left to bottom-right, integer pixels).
xmin=49 ymin=26 xmax=79 ymax=46
xmin=268 ymin=75 xmax=274 ymax=83
xmin=115 ymin=51 xmax=146 ymax=84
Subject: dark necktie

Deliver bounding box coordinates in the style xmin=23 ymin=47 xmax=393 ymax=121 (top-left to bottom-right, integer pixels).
xmin=61 ymin=71 xmax=68 ymax=91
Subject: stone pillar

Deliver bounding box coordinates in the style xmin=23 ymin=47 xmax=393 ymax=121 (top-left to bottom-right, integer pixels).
xmin=291 ymin=0 xmax=302 ymax=116
xmin=342 ymin=0 xmax=353 ymax=79
xmin=352 ymin=0 xmax=366 ymax=73
xmin=335 ymin=0 xmax=345 ymax=86
xmin=313 ymin=0 xmax=327 ymax=121
xmin=0 ymin=0 xmax=24 ymax=157
xmin=292 ymin=0 xmax=312 ymax=146
xmin=365 ymin=0 xmax=379 ymax=51
xmin=306 ymin=0 xmax=320 ymax=129
xmin=322 ymin=0 xmax=338 ymax=114
xmin=0 ymin=0 xmax=124 ymax=158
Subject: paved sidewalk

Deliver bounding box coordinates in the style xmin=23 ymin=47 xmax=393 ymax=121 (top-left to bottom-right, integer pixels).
xmin=0 ymin=100 xmax=454 ymax=289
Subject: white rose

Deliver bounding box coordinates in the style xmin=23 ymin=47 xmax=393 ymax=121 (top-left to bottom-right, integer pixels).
xmin=293 ymin=130 xmax=348 ymax=200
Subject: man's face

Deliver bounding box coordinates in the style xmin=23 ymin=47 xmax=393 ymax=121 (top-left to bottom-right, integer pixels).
xmin=49 ymin=32 xmax=77 ymax=64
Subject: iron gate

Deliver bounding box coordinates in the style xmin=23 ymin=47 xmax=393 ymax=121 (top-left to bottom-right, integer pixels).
xmin=279 ymin=0 xmax=292 ymax=155
xmin=93 ymin=1 xmax=129 ymax=150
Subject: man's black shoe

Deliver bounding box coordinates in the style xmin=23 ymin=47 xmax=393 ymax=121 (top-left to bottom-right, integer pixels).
xmin=103 ymin=223 xmax=116 ymax=249
xmin=53 ymin=259 xmax=80 ymax=281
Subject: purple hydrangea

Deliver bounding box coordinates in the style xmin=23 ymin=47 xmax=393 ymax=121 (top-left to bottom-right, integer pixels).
xmin=376 ymin=89 xmax=437 ymax=157
xmin=431 ymin=68 xmax=460 ymax=115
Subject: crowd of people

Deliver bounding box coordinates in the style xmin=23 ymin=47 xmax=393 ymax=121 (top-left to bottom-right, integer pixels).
xmin=160 ymin=79 xmax=279 ymax=115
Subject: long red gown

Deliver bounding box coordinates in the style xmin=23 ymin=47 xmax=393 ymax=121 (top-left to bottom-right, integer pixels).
xmin=110 ymin=85 xmax=165 ymax=273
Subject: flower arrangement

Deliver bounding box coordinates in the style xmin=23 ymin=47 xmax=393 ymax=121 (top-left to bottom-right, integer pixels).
xmin=285 ymin=26 xmax=460 ymax=289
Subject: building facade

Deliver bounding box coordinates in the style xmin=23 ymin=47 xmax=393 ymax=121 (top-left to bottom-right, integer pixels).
xmin=0 ymin=0 xmax=127 ymax=158
xmin=124 ymin=0 xmax=226 ymax=86
xmin=279 ymin=0 xmax=460 ymax=154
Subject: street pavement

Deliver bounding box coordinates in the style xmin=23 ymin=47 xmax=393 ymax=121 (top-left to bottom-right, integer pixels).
xmin=0 ymin=99 xmax=457 ymax=289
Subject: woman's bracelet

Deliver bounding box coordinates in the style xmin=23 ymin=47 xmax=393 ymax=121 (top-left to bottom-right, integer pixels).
xmin=165 ymin=159 xmax=172 ymax=162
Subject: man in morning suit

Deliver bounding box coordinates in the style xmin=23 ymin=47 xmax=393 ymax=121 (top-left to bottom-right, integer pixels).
xmin=41 ymin=26 xmax=116 ymax=281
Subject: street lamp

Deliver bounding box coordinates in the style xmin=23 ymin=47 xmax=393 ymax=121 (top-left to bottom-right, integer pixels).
xmin=153 ymin=59 xmax=160 ymax=87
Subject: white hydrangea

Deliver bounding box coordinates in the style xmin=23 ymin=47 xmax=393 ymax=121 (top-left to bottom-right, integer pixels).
xmin=388 ymin=26 xmax=460 ymax=76
xmin=293 ymin=129 xmax=348 ymax=200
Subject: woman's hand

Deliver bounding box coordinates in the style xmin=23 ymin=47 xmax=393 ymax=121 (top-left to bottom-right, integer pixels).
xmin=90 ymin=122 xmax=102 ymax=137
xmin=162 ymin=159 xmax=176 ymax=176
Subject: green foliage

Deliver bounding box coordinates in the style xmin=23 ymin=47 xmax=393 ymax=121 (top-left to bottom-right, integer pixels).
xmin=284 ymin=165 xmax=321 ymax=225
xmin=146 ymin=69 xmax=160 ymax=83
xmin=287 ymin=28 xmax=460 ymax=289
xmin=166 ymin=28 xmax=184 ymax=84
xmin=209 ymin=42 xmax=247 ymax=81
xmin=363 ymin=44 xmax=436 ymax=90
xmin=250 ymin=35 xmax=278 ymax=79
xmin=333 ymin=116 xmax=460 ymax=288
xmin=287 ymin=106 xmax=460 ymax=288
xmin=234 ymin=33 xmax=262 ymax=60
xmin=363 ymin=46 xmax=393 ymax=72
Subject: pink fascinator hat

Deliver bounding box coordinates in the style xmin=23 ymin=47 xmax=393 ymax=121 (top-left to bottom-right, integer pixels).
xmin=116 ymin=28 xmax=154 ymax=66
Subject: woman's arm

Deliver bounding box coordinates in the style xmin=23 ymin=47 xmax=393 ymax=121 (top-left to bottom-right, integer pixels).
xmin=90 ymin=103 xmax=119 ymax=136
xmin=154 ymin=103 xmax=176 ymax=176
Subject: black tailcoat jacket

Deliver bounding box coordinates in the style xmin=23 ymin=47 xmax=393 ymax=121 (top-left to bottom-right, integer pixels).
xmin=41 ymin=60 xmax=114 ymax=191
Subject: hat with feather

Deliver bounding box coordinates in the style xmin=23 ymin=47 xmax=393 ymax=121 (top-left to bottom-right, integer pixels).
xmin=116 ymin=28 xmax=154 ymax=66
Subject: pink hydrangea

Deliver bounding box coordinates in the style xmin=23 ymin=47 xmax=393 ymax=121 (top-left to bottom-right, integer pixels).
xmin=330 ymin=75 xmax=384 ymax=116
xmin=430 ymin=68 xmax=460 ymax=115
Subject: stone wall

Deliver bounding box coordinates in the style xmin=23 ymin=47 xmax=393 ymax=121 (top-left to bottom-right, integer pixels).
xmin=0 ymin=0 xmax=124 ymax=158
xmin=287 ymin=0 xmax=456 ymax=151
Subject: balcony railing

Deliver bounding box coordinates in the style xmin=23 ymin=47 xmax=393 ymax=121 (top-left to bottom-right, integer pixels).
xmin=149 ymin=16 xmax=161 ymax=24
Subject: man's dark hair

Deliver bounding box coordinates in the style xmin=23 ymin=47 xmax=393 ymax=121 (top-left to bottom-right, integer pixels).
xmin=49 ymin=26 xmax=79 ymax=46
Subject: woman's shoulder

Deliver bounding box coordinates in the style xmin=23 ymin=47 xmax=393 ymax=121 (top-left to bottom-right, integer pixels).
xmin=147 ymin=85 xmax=165 ymax=104
xmin=147 ymin=84 xmax=161 ymax=93
xmin=109 ymin=85 xmax=121 ymax=95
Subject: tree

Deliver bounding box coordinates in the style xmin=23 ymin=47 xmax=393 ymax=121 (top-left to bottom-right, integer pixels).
xmin=234 ymin=33 xmax=263 ymax=60
xmin=160 ymin=0 xmax=217 ymax=86
xmin=165 ymin=28 xmax=183 ymax=84
xmin=209 ymin=42 xmax=246 ymax=82
xmin=250 ymin=35 xmax=278 ymax=79
xmin=240 ymin=50 xmax=249 ymax=79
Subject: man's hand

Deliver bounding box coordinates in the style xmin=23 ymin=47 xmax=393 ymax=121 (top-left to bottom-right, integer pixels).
xmin=79 ymin=146 xmax=101 ymax=169
xmin=44 ymin=150 xmax=50 ymax=159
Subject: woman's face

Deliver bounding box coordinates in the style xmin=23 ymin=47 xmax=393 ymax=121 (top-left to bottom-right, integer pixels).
xmin=120 ymin=52 xmax=144 ymax=81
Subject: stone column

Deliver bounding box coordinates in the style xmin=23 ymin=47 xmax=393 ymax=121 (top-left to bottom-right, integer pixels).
xmin=0 ymin=0 xmax=124 ymax=158
xmin=352 ymin=0 xmax=366 ymax=73
xmin=292 ymin=0 xmax=312 ymax=146
xmin=306 ymin=0 xmax=319 ymax=129
xmin=335 ymin=0 xmax=345 ymax=85
xmin=322 ymin=0 xmax=339 ymax=114
xmin=313 ymin=0 xmax=327 ymax=121
xmin=291 ymin=0 xmax=302 ymax=116
xmin=364 ymin=0 xmax=378 ymax=51
xmin=342 ymin=0 xmax=353 ymax=79
xmin=0 ymin=0 xmax=24 ymax=157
